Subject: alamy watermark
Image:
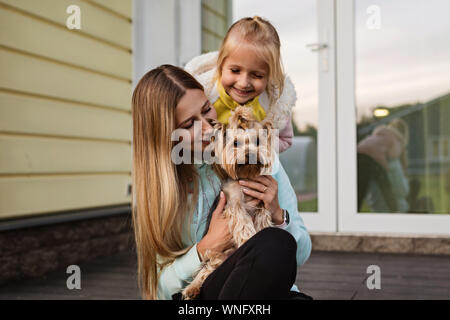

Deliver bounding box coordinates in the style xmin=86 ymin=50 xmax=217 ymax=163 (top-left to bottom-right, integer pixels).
xmin=366 ymin=5 xmax=381 ymax=30
xmin=66 ymin=5 xmax=81 ymax=30
xmin=170 ymin=120 xmax=279 ymax=170
xmin=366 ymin=264 xmax=381 ymax=290
xmin=66 ymin=265 xmax=81 ymax=290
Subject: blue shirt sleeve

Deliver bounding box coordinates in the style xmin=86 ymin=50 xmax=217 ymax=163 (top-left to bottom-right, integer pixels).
xmin=271 ymin=154 xmax=312 ymax=266
xmin=156 ymin=243 xmax=203 ymax=300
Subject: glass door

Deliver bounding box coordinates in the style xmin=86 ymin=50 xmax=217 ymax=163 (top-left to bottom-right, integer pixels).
xmin=337 ymin=0 xmax=450 ymax=234
xmin=233 ymin=0 xmax=337 ymax=231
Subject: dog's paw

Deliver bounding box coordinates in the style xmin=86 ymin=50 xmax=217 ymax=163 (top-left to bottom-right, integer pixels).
xmin=182 ymin=284 xmax=201 ymax=300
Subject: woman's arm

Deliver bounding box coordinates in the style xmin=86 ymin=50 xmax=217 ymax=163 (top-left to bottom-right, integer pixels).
xmin=272 ymin=155 xmax=312 ymax=266
xmin=156 ymin=244 xmax=202 ymax=300
xmin=157 ymin=191 xmax=231 ymax=300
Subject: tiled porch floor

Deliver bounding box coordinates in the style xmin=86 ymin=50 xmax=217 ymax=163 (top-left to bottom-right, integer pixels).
xmin=1 ymin=250 xmax=449 ymax=300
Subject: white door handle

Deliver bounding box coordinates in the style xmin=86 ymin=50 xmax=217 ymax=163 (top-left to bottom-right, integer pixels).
xmin=307 ymin=31 xmax=330 ymax=72
xmin=306 ymin=43 xmax=328 ymax=52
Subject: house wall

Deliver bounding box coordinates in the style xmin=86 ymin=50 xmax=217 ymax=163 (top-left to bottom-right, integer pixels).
xmin=201 ymin=0 xmax=232 ymax=53
xmin=0 ymin=0 xmax=133 ymax=220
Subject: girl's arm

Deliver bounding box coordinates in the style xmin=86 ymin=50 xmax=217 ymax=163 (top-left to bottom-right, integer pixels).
xmin=277 ymin=117 xmax=294 ymax=153
xmin=272 ymin=155 xmax=312 ymax=266
xmin=156 ymin=244 xmax=202 ymax=300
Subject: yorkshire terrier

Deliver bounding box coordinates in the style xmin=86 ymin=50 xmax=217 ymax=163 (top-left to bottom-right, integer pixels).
xmin=181 ymin=106 xmax=276 ymax=300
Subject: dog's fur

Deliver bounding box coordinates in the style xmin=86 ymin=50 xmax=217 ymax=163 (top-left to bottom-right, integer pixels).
xmin=181 ymin=106 xmax=275 ymax=300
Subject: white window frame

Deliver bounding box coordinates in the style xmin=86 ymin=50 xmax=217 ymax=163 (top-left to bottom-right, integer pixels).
xmin=300 ymin=0 xmax=337 ymax=232
xmin=336 ymin=0 xmax=450 ymax=235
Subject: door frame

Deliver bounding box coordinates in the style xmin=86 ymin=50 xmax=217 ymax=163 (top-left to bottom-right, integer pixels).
xmin=301 ymin=0 xmax=337 ymax=232
xmin=335 ymin=0 xmax=450 ymax=235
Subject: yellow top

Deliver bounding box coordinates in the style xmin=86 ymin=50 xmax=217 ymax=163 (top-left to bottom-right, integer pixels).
xmin=213 ymin=82 xmax=266 ymax=124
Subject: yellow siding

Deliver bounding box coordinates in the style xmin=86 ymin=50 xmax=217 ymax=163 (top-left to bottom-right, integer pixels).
xmin=0 ymin=0 xmax=133 ymax=219
xmin=0 ymin=175 xmax=131 ymax=219
xmin=202 ymin=3 xmax=227 ymax=36
xmin=0 ymin=8 xmax=132 ymax=80
xmin=0 ymin=135 xmax=131 ymax=174
xmin=87 ymin=0 xmax=132 ymax=20
xmin=201 ymin=0 xmax=230 ymax=53
xmin=0 ymin=49 xmax=131 ymax=110
xmin=0 ymin=92 xmax=132 ymax=141
xmin=0 ymin=0 xmax=131 ymax=50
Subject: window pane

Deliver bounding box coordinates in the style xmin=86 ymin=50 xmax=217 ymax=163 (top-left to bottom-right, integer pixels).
xmin=355 ymin=0 xmax=450 ymax=213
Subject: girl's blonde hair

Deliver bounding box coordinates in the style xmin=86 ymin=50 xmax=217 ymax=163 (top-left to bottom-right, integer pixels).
xmin=373 ymin=118 xmax=409 ymax=171
xmin=131 ymin=65 xmax=202 ymax=299
xmin=215 ymin=16 xmax=285 ymax=105
xmin=388 ymin=118 xmax=409 ymax=171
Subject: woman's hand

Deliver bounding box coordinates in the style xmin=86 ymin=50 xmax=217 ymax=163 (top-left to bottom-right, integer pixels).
xmin=197 ymin=192 xmax=233 ymax=261
xmin=239 ymin=175 xmax=284 ymax=225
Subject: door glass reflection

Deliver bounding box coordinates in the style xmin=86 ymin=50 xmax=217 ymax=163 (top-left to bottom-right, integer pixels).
xmin=355 ymin=0 xmax=450 ymax=213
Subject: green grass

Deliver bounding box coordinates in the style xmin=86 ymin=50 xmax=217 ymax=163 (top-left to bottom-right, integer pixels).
xmin=296 ymin=175 xmax=448 ymax=214
xmin=298 ymin=198 xmax=318 ymax=213
xmin=360 ymin=174 xmax=449 ymax=213
xmin=411 ymin=174 xmax=449 ymax=214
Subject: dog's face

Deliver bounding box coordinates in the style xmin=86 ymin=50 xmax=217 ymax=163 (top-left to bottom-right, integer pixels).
xmin=208 ymin=106 xmax=274 ymax=180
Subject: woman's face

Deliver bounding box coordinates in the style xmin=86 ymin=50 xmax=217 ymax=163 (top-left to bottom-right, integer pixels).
xmin=175 ymin=89 xmax=217 ymax=155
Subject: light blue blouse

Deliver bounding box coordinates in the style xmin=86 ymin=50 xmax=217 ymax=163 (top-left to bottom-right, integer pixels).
xmin=157 ymin=154 xmax=312 ymax=300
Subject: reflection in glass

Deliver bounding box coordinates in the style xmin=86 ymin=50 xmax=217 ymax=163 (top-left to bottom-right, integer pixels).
xmin=355 ymin=0 xmax=450 ymax=213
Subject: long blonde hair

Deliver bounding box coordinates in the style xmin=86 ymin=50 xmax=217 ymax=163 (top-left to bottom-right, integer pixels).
xmin=131 ymin=65 xmax=203 ymax=299
xmin=388 ymin=118 xmax=409 ymax=171
xmin=373 ymin=118 xmax=409 ymax=171
xmin=215 ymin=16 xmax=285 ymax=105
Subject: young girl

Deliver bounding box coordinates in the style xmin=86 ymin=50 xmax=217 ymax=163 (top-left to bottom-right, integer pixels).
xmin=131 ymin=64 xmax=311 ymax=300
xmin=185 ymin=16 xmax=296 ymax=153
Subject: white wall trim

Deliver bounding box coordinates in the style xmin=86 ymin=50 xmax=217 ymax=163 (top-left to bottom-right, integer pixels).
xmin=132 ymin=0 xmax=202 ymax=86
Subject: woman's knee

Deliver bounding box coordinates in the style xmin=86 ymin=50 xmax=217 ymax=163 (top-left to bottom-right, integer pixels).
xmin=251 ymin=227 xmax=297 ymax=254
xmin=248 ymin=228 xmax=297 ymax=281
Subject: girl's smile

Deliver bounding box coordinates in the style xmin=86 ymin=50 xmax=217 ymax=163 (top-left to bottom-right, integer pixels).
xmin=231 ymin=86 xmax=255 ymax=99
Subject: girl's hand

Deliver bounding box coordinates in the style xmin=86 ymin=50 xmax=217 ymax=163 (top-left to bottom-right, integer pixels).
xmin=239 ymin=175 xmax=284 ymax=225
xmin=197 ymin=192 xmax=233 ymax=261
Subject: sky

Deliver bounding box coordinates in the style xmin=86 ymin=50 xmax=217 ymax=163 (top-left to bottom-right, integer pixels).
xmin=232 ymin=0 xmax=450 ymax=129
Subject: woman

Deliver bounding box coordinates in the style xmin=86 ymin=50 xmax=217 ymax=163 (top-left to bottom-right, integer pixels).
xmin=131 ymin=64 xmax=312 ymax=300
xmin=357 ymin=118 xmax=410 ymax=212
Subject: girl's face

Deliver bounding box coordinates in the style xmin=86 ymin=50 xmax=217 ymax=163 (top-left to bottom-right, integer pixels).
xmin=175 ymin=89 xmax=217 ymax=154
xmin=221 ymin=43 xmax=269 ymax=105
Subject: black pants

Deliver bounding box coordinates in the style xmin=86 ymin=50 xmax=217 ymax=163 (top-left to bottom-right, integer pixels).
xmin=173 ymin=227 xmax=312 ymax=300
xmin=357 ymin=153 xmax=397 ymax=212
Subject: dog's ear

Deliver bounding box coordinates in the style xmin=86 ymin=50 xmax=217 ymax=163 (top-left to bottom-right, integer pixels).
xmin=261 ymin=119 xmax=274 ymax=140
xmin=258 ymin=119 xmax=274 ymax=148
xmin=261 ymin=119 xmax=273 ymax=131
